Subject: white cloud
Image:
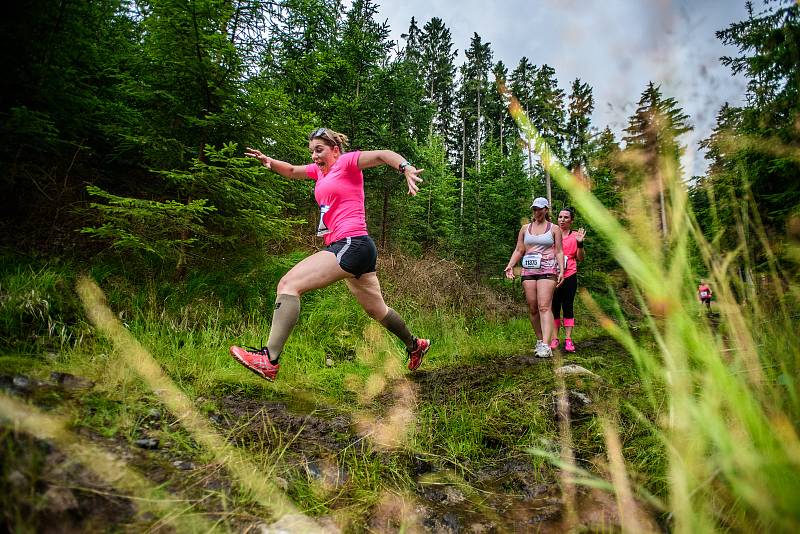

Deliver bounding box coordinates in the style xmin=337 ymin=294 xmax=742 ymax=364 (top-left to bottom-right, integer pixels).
xmin=376 ymin=0 xmax=749 ymax=177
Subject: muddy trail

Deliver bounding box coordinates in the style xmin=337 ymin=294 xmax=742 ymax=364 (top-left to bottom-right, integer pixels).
xmin=1 ymin=336 xmax=661 ymax=532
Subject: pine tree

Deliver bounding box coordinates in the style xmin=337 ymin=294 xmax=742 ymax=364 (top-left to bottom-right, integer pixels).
xmin=509 ymin=57 xmax=538 ymax=200
xmin=712 ymin=0 xmax=800 ymax=231
xmin=484 ymin=61 xmax=517 ymax=156
xmin=565 ymin=78 xmax=595 ymax=180
xmin=456 ymin=34 xmax=493 ymax=229
xmin=622 ymin=82 xmax=692 ymax=237
xmin=530 ymin=64 xmax=566 ymax=205
xmin=419 ymin=17 xmax=458 ymax=151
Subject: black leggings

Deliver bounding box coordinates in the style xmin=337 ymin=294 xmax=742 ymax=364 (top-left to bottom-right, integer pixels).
xmin=552 ymin=274 xmax=578 ymax=320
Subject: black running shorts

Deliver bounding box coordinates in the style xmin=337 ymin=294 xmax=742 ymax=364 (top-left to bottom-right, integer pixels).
xmin=521 ymin=273 xmax=558 ymax=282
xmin=324 ymin=235 xmax=377 ymax=278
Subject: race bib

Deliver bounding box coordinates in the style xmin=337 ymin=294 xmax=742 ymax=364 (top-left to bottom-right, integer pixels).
xmin=700 ymin=290 xmax=709 ymax=298
xmin=522 ymin=253 xmax=542 ymax=269
xmin=316 ymin=205 xmax=331 ymax=237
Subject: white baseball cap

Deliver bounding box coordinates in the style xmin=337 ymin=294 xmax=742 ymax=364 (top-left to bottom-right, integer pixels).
xmin=530 ymin=197 xmax=549 ymax=209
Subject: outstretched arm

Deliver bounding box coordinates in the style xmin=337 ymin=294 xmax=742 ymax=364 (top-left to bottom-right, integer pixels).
xmin=244 ymin=147 xmax=309 ymax=180
xmin=357 ymin=149 xmax=424 ymax=196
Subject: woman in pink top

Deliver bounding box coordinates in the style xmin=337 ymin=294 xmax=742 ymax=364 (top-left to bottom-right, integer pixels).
xmin=504 ymin=197 xmax=564 ymax=358
xmin=229 ymin=128 xmax=431 ymax=381
xmin=551 ymin=207 xmax=586 ymax=352
xmin=697 ymin=280 xmax=713 ymax=314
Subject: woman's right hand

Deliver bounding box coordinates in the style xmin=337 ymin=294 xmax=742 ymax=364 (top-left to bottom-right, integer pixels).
xmin=244 ymin=147 xmax=272 ymax=169
xmin=504 ymin=266 xmax=515 ymax=280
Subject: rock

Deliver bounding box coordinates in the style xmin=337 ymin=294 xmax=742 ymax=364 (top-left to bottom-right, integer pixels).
xmin=172 ymin=460 xmax=194 ymax=470
xmin=305 ymin=460 xmax=321 ymax=479
xmin=570 ymin=390 xmax=593 ymax=406
xmin=42 ymin=486 xmax=79 ymax=513
xmin=50 ymin=372 xmax=95 ymax=390
xmin=256 ymin=513 xmax=331 ymax=533
xmin=12 ymin=375 xmax=33 ymax=391
xmin=147 ymin=408 xmax=162 ymax=420
xmin=325 ymin=357 xmax=334 ymax=367
xmin=209 ymin=413 xmax=224 ymax=425
xmin=134 ymin=438 xmax=159 ymax=449
xmin=274 ymin=476 xmax=289 ymax=491
xmin=442 ymin=485 xmax=466 ymax=504
xmin=551 ymin=390 xmax=594 ymax=420
xmin=441 ymin=512 xmax=461 ymax=532
xmin=554 ymin=364 xmax=599 ymax=378
xmin=6 ymin=470 xmax=27 ymax=490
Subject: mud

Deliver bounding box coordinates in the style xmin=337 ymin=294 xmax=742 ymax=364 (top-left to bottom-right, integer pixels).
xmin=1 ymin=339 xmax=660 ymax=532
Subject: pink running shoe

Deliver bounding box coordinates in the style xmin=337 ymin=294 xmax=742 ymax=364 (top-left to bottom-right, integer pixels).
xmin=564 ymin=339 xmax=576 ymax=353
xmin=230 ymin=345 xmax=280 ymax=381
xmin=407 ymin=337 xmax=431 ymax=371
xmin=550 ymin=338 xmax=560 ymax=350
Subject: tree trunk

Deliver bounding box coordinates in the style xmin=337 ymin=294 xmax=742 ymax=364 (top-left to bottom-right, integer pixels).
xmin=476 ymin=88 xmax=481 ymax=173
xmin=460 ymin=117 xmax=465 ymax=231
xmin=381 ymin=184 xmax=389 ymax=249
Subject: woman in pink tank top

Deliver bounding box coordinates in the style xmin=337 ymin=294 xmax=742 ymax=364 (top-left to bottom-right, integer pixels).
xmin=504 ymin=197 xmax=564 ymax=358
xmin=551 ymin=208 xmax=586 ymax=353
xmin=228 ymin=128 xmax=431 ymax=381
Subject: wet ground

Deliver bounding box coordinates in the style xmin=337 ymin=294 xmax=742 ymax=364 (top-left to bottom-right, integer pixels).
xmin=1 ymin=338 xmax=661 ymax=532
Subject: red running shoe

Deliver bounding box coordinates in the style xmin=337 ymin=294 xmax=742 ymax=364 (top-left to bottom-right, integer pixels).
xmin=407 ymin=337 xmax=431 ymax=371
xmin=230 ymin=345 xmax=280 ymax=381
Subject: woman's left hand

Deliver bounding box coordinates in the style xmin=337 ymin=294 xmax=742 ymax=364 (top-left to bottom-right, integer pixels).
xmin=404 ymin=166 xmax=424 ymax=196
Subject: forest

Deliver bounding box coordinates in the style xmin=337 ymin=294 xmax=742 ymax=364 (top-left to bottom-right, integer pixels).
xmin=1 ymin=0 xmax=799 ymax=532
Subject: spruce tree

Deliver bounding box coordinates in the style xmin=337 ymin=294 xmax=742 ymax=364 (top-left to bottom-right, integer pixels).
xmin=565 ymin=78 xmax=595 ymax=180
xmin=622 ymin=82 xmax=692 ymax=237
xmin=419 ymin=17 xmax=458 ymax=153
xmin=530 ymin=64 xmax=566 ymax=204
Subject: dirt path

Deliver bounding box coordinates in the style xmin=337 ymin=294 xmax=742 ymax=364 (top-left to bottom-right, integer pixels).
xmin=2 ymin=338 xmax=661 ymax=532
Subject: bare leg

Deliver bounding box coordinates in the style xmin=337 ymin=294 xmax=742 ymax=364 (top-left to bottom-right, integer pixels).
xmin=536 ymin=279 xmax=557 ymax=345
xmin=346 ymin=273 xmax=415 ymax=350
xmin=267 ymin=251 xmax=351 ymax=359
xmin=344 ymin=273 xmax=389 ymax=320
xmin=523 ymin=280 xmax=543 ymax=340
xmin=277 ymin=250 xmax=351 ymax=296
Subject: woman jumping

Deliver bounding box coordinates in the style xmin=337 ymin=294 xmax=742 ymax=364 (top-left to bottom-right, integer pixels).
xmin=229 ymin=128 xmax=431 ymax=381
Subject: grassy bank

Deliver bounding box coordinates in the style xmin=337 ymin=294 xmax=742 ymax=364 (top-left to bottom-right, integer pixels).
xmin=1 ymin=250 xmax=666 ymax=531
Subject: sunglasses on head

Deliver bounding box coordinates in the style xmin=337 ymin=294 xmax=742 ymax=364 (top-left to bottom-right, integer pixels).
xmin=309 ymin=127 xmax=328 ymax=140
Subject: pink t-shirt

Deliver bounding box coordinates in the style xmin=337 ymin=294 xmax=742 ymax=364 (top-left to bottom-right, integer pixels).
xmin=562 ymin=230 xmax=579 ymax=279
xmin=305 ymin=150 xmax=368 ymax=245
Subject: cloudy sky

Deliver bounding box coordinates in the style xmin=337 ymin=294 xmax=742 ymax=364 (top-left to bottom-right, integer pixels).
xmin=375 ymin=0 xmax=751 ymax=177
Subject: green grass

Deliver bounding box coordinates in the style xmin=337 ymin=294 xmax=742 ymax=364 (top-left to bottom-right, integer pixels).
xmin=3 ymin=206 xmax=798 ymax=534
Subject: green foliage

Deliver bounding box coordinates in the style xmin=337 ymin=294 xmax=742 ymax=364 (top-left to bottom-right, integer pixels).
xmin=694 ymin=0 xmax=800 ymax=274
xmin=393 ymin=136 xmax=458 ymax=253
xmin=81 ymin=185 xmax=216 ymax=260
xmin=82 ymin=143 xmax=304 ymax=268
xmin=461 ymin=142 xmax=531 ymax=274
xmin=0 ymin=260 xmax=87 ymax=355
xmin=157 ymin=143 xmax=302 ymax=247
